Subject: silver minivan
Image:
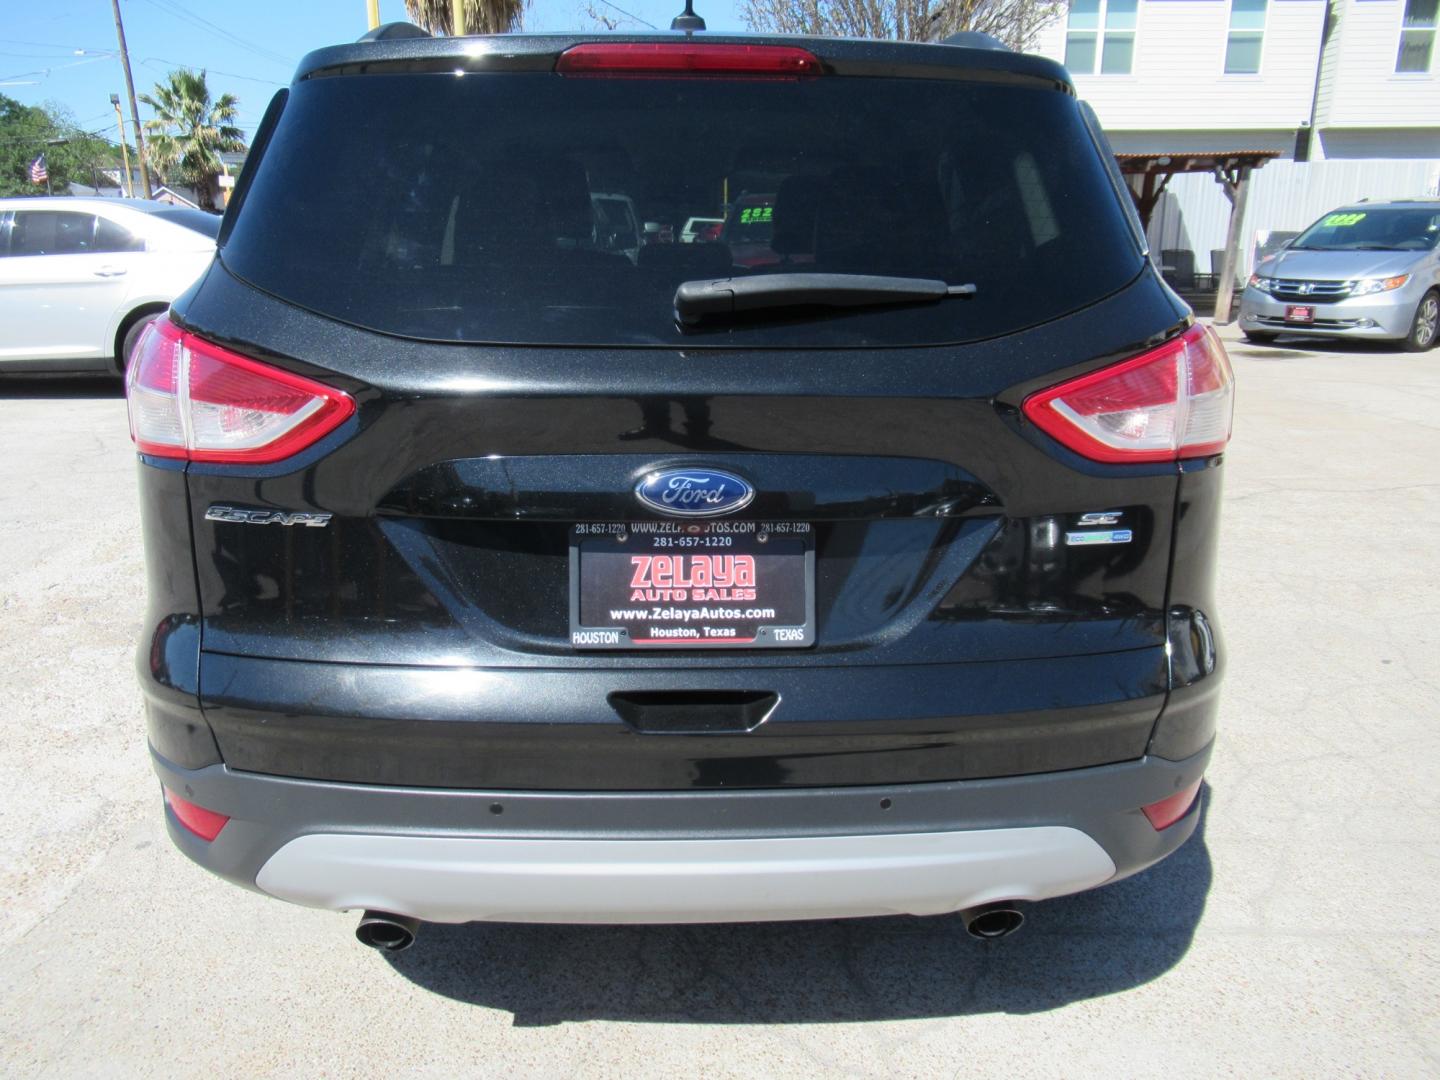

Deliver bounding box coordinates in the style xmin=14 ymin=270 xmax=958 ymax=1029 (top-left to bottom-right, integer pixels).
xmin=1239 ymin=199 xmax=1440 ymax=351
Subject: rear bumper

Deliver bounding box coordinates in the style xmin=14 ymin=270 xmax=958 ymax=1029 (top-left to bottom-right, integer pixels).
xmin=154 ymin=740 xmax=1210 ymax=924
xmin=257 ymin=829 xmax=1116 ymax=924
xmin=178 ymin=647 xmax=1174 ymax=789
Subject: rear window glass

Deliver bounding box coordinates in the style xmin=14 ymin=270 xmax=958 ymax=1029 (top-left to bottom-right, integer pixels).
xmin=223 ymin=71 xmax=1142 ymax=348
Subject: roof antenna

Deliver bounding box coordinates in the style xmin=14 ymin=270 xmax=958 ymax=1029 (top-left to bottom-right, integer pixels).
xmin=670 ymin=0 xmax=706 ymax=31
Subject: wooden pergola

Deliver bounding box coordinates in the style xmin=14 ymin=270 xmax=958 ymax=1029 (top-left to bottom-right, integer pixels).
xmin=1115 ymin=150 xmax=1281 ymax=323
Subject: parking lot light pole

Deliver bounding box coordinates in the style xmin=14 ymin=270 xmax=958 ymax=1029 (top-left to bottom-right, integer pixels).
xmin=110 ymin=94 xmax=133 ymax=198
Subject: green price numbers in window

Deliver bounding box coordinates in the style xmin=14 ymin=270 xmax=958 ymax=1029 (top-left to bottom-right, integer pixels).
xmin=739 ymin=206 xmax=774 ymax=225
xmin=1321 ymin=212 xmax=1367 ymax=227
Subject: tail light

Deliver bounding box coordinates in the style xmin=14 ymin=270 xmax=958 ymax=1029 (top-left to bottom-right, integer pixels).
xmin=555 ymin=43 xmax=823 ymax=77
xmin=1141 ymin=778 xmax=1203 ymax=830
xmin=164 ymin=788 xmax=230 ymax=842
xmin=126 ymin=318 xmax=354 ymax=465
xmin=1022 ymin=324 xmax=1235 ymax=464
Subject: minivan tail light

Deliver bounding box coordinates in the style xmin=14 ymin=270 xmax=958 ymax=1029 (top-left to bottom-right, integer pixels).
xmin=1022 ymin=324 xmax=1235 ymax=463
xmin=555 ymin=43 xmax=823 ymax=77
xmin=126 ymin=318 xmax=354 ymax=464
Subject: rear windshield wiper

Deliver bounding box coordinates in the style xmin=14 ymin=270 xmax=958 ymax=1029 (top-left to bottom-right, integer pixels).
xmin=673 ymin=273 xmax=978 ymax=327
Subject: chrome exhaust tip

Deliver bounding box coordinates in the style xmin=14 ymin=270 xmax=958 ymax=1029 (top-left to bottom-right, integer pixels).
xmin=961 ymin=902 xmax=1025 ymax=940
xmin=355 ymin=910 xmax=420 ymax=952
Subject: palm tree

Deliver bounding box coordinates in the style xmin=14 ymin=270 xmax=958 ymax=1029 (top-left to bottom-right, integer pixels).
xmin=140 ymin=69 xmax=246 ymax=210
xmin=403 ymin=0 xmax=528 ymax=35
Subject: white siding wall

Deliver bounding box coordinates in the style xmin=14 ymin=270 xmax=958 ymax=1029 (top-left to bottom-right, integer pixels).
xmin=1319 ymin=127 xmax=1440 ymax=156
xmin=1104 ymin=128 xmax=1299 ymax=152
xmin=1313 ymin=0 xmax=1440 ymax=130
xmin=1147 ymin=158 xmax=1440 ymax=275
xmin=1033 ymin=0 xmax=1326 ymax=131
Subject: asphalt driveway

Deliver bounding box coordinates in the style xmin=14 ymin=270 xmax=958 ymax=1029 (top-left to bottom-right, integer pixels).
xmin=0 ymin=323 xmax=1435 ymax=1076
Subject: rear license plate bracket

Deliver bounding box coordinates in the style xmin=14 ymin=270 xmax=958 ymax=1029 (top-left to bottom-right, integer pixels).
xmin=569 ymin=522 xmax=815 ymax=649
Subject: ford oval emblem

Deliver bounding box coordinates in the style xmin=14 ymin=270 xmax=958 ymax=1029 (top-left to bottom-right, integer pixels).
xmin=635 ymin=468 xmax=755 ymax=518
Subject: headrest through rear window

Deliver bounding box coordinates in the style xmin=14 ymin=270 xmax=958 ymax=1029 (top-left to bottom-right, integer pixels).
xmin=771 ymin=175 xmax=828 ymax=256
xmin=455 ymin=156 xmax=595 ymax=257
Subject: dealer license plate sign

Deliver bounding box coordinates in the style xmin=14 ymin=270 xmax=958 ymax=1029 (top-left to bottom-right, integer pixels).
xmin=569 ymin=522 xmax=815 ymax=649
xmin=1285 ymin=304 xmax=1315 ymax=323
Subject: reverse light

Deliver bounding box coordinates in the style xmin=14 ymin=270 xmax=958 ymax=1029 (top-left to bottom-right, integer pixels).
xmin=555 ymin=43 xmax=823 ymax=77
xmin=1141 ymin=778 xmax=1203 ymax=830
xmin=164 ymin=788 xmax=230 ymax=842
xmin=1349 ymin=274 xmax=1409 ymax=297
xmin=1022 ymin=324 xmax=1235 ymax=464
xmin=126 ymin=318 xmax=355 ymax=464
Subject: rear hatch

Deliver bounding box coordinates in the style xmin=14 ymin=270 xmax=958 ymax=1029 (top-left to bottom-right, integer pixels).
xmin=167 ymin=36 xmax=1190 ymax=789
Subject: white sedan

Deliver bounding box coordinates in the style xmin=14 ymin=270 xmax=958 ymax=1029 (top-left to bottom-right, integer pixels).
xmin=0 ymin=197 xmax=217 ymax=375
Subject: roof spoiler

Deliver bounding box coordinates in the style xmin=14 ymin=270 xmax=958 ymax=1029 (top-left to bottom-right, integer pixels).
xmin=359 ymin=22 xmax=432 ymax=42
xmin=941 ymin=32 xmax=1012 ymax=52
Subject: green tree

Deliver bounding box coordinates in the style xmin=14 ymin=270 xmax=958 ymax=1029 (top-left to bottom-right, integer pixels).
xmin=0 ymin=96 xmax=122 ymax=198
xmin=139 ymin=69 xmax=246 ymax=211
xmin=403 ymin=0 xmax=528 ymax=34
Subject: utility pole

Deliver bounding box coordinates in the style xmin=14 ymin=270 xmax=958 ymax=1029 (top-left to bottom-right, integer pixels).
xmin=451 ymin=0 xmax=468 ymax=34
xmin=110 ymin=93 xmax=133 ymax=197
xmin=367 ymin=0 xmax=380 ymax=29
xmin=110 ymin=0 xmax=153 ymax=199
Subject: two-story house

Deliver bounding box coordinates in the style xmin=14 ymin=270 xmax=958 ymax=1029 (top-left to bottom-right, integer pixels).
xmin=1313 ymin=0 xmax=1440 ymax=157
xmin=1031 ymin=0 xmax=1440 ymax=276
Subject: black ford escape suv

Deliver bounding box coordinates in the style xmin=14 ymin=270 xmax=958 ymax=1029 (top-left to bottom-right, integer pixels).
xmin=128 ymin=27 xmax=1231 ymax=950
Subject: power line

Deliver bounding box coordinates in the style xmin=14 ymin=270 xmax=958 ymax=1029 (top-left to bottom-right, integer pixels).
xmin=137 ymin=57 xmax=288 ymax=87
xmin=0 ymin=126 xmax=115 ymax=146
xmin=0 ymin=39 xmax=115 ymax=53
xmin=137 ymin=0 xmax=295 ymax=69
xmin=139 ymin=0 xmax=290 ymax=64
xmin=0 ymin=50 xmax=92 ymax=59
xmin=594 ymin=0 xmax=660 ymax=28
xmin=0 ymin=54 xmax=113 ymax=85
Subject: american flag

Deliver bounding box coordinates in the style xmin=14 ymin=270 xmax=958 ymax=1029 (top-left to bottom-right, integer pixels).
xmin=28 ymin=154 xmax=47 ymax=185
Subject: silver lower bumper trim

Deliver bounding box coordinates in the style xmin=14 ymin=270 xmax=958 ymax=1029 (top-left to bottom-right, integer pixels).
xmin=255 ymin=827 xmax=1117 ymax=924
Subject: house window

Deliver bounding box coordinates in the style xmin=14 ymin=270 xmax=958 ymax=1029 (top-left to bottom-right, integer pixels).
xmin=1065 ymin=0 xmax=1137 ymax=75
xmin=1225 ymin=0 xmax=1267 ymax=74
xmin=1397 ymin=0 xmax=1437 ymax=72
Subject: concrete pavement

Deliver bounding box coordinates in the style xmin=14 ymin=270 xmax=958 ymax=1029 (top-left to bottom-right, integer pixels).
xmin=0 ymin=325 xmax=1436 ymax=1077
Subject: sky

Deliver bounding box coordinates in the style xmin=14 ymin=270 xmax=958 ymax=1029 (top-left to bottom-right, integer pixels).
xmin=3 ymin=0 xmax=747 ymax=145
